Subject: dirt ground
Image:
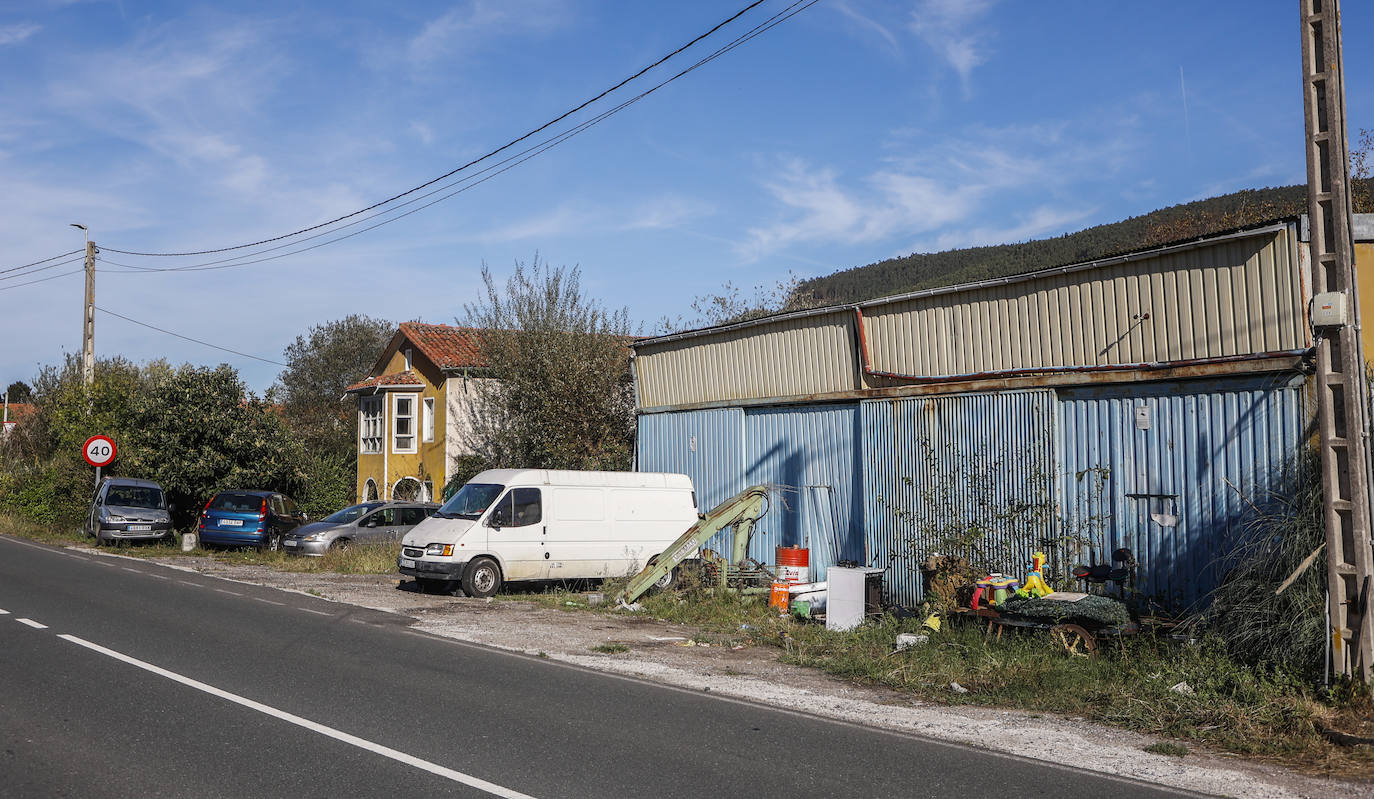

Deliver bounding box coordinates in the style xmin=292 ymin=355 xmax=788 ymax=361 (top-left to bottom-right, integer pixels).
xmin=139 ymin=551 xmax=1367 ymax=799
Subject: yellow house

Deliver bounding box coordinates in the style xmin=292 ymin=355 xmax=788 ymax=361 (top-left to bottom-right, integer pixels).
xmin=346 ymin=323 xmax=486 ymax=502
xmin=1358 ymin=214 xmax=1374 ymax=357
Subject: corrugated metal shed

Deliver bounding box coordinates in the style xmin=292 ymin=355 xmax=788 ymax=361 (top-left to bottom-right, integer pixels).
xmin=1056 ymin=374 xmax=1309 ymax=612
xmin=861 ymin=391 xmax=1057 ymax=606
xmin=861 ymin=225 xmax=1305 ymax=377
xmin=635 ymin=309 xmax=860 ymax=410
xmin=633 ymin=223 xmax=1308 ymax=411
xmin=635 ymin=407 xmax=744 ymax=514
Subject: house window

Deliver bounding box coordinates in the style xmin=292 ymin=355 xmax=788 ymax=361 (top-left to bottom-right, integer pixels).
xmin=404 ymin=348 xmax=413 ymax=371
xmin=393 ymin=393 xmax=417 ymax=453
xmin=422 ymin=397 xmax=435 ymax=443
xmin=360 ymin=396 xmax=383 ymax=454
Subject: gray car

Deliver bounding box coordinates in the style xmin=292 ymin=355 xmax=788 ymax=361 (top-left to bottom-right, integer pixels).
xmin=282 ymin=501 xmax=437 ymax=556
xmin=85 ymin=477 xmax=175 ymax=545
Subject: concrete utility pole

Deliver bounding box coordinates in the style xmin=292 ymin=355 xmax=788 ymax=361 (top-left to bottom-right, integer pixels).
xmin=72 ymin=224 xmax=95 ymax=386
xmin=1300 ymin=0 xmax=1374 ymax=682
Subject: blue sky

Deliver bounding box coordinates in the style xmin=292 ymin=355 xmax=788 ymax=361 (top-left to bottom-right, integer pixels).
xmin=2 ymin=1 xmax=1371 ymax=394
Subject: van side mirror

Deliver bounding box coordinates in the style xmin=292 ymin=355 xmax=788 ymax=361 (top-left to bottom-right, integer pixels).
xmin=490 ymin=508 xmax=509 ymax=529
xmin=168 ymin=502 xmax=177 ymax=514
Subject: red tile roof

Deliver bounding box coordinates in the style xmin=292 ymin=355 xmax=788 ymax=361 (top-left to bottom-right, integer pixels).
xmin=2 ymin=401 xmax=34 ymax=420
xmin=400 ymin=323 xmax=485 ymax=370
xmin=345 ymin=370 xmax=427 ymax=393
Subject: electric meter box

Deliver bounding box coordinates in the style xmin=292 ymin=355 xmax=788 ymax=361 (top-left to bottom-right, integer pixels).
xmin=1311 ymin=291 xmax=1349 ymax=327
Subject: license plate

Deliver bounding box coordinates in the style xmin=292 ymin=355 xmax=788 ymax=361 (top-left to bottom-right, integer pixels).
xmin=221 ymin=519 xmax=243 ymax=527
xmin=127 ymin=524 xmax=151 ymax=532
xmin=399 ymin=557 xmax=416 ymax=568
xmin=284 ymin=540 xmax=298 ymax=547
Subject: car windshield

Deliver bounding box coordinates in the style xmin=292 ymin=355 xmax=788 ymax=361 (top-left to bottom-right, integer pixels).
xmin=106 ymin=485 xmax=163 ymax=509
xmin=436 ymin=483 xmax=503 ymax=520
xmin=322 ymin=503 xmax=382 ymax=524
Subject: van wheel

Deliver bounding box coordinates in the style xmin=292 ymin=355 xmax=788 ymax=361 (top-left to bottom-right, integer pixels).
xmin=463 ymin=557 xmax=502 ymax=598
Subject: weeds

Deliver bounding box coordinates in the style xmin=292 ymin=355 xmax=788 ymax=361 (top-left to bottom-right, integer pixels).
xmin=1145 ymin=742 xmax=1189 ymax=757
xmin=591 ymin=643 xmax=629 ymax=654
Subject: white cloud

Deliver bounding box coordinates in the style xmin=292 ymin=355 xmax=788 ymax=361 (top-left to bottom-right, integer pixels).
xmin=410 ymin=121 xmax=436 ymax=146
xmin=740 ymin=121 xmax=1137 ymax=261
xmin=0 ymin=23 xmax=40 ymax=46
xmin=409 ymin=0 xmax=569 ymax=65
xmin=908 ymin=0 xmax=996 ymax=93
xmin=475 ymin=195 xmax=712 ymax=243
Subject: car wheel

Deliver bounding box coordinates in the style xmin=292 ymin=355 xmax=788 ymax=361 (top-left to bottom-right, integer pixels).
xmin=259 ymin=531 xmax=282 ymax=553
xmin=330 ymin=538 xmax=350 ymax=553
xmin=462 ymin=557 xmax=502 ymax=599
xmin=91 ymin=531 xmax=103 ymax=547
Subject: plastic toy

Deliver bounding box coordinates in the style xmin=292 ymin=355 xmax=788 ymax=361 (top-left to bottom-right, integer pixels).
xmin=971 ymin=573 xmax=1021 ymax=609
xmin=1018 ymin=551 xmax=1055 ymax=598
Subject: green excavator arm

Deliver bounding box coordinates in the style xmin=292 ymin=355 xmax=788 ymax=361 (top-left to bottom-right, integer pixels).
xmin=618 ymin=485 xmax=769 ymax=605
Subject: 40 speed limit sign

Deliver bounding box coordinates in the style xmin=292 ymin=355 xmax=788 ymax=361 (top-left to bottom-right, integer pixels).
xmin=82 ymin=435 xmax=117 ymax=468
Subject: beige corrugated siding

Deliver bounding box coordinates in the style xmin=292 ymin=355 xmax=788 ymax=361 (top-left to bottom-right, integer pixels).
xmin=862 ymin=227 xmax=1304 ymax=377
xmin=635 ymin=309 xmax=860 ymax=408
xmin=634 ymin=225 xmax=1308 ymax=410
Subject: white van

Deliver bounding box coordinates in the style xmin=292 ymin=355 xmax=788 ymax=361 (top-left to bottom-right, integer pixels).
xmin=397 ymin=469 xmax=698 ymax=597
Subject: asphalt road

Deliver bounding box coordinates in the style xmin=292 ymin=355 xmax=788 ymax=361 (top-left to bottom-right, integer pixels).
xmin=0 ymin=534 xmax=1196 ymax=798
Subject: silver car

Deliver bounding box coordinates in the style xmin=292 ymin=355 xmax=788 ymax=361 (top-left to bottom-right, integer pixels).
xmin=85 ymin=477 xmax=175 ymax=545
xmin=282 ymin=501 xmax=437 ymax=556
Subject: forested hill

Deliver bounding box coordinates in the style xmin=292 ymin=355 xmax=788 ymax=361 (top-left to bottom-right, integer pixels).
xmin=799 ymin=181 xmax=1374 ymax=305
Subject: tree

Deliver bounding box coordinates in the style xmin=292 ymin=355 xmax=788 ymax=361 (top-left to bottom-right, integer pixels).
xmin=668 ymin=273 xmax=822 ymax=332
xmin=124 ymin=364 xmax=306 ymax=528
xmin=271 ymin=314 xmax=394 ymax=458
xmin=4 ymin=380 xmax=31 ymax=403
xmin=461 ymin=257 xmax=635 ymax=470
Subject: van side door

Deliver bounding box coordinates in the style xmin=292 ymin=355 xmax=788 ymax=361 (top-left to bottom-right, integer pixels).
xmin=487 ymin=487 xmax=546 ymax=581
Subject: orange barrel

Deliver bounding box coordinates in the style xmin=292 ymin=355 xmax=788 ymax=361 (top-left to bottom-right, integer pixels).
xmin=769 ymin=581 xmax=792 ymax=609
xmin=776 ymin=546 xmax=810 ymax=584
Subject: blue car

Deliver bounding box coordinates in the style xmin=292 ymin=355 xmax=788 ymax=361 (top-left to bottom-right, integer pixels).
xmin=198 ymin=489 xmax=308 ymax=551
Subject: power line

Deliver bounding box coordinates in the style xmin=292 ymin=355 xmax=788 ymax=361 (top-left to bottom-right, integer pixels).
xmin=100 ymin=0 xmax=773 ymax=259
xmin=0 ymin=261 xmax=87 ymax=292
xmin=94 ymin=305 xmax=287 ymax=367
xmin=0 ymin=248 xmax=83 ymax=275
xmin=0 ymin=254 xmax=88 ymax=284
xmin=93 ymin=0 xmax=819 ymax=278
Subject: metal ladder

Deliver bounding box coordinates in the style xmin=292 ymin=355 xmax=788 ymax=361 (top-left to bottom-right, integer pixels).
xmin=1300 ymin=0 xmax=1374 ymax=682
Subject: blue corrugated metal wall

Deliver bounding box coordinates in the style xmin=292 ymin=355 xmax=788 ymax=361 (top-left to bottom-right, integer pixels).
xmin=1057 ymin=374 xmax=1308 ymax=612
xmin=637 ymin=373 xmax=1310 ymax=614
xmin=861 ymin=391 xmax=1057 ymax=606
xmin=636 ymin=407 xmax=745 ymax=514
xmin=743 ymin=404 xmax=864 ymax=578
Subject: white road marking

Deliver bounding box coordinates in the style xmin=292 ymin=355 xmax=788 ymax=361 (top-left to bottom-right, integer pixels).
xmin=123 ymin=567 xmax=140 ymax=573
xmin=57 ymin=634 xmax=537 ymax=799
xmin=148 ymin=574 xmax=168 ymax=580
xmin=215 ymin=589 xmax=242 ymax=596
xmin=178 ymin=580 xmax=200 ymax=587
xmin=0 ymin=608 xmax=9 ymax=615
xmin=253 ymin=598 xmax=284 ymax=606
xmin=17 ymin=618 xmax=47 ymax=629
xmin=299 ymin=608 xmax=332 ymax=616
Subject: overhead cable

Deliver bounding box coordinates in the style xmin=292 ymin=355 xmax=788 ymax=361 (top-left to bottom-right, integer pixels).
xmin=100 ymin=0 xmax=772 ymax=258
xmin=94 ymin=305 xmax=287 ymax=366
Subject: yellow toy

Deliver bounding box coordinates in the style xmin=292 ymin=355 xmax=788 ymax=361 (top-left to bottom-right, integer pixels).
xmin=1018 ymin=551 xmax=1055 ymax=598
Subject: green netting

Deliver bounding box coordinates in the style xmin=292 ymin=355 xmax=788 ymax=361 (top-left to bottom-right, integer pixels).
xmin=1000 ymin=594 xmax=1130 ymax=627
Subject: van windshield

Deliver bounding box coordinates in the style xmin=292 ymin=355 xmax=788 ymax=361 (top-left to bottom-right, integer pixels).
xmin=436 ymin=483 xmax=503 ymax=520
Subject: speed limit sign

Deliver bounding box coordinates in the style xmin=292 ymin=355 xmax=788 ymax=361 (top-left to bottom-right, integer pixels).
xmin=82 ymin=435 xmax=117 ymax=468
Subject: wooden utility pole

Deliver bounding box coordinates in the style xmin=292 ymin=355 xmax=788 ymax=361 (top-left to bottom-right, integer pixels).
xmin=74 ymin=224 xmax=95 ymax=386
xmin=1300 ymin=0 xmax=1374 ymax=682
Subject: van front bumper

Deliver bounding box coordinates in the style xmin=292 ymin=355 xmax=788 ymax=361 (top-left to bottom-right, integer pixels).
xmin=398 ymin=557 xmax=466 ymax=580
